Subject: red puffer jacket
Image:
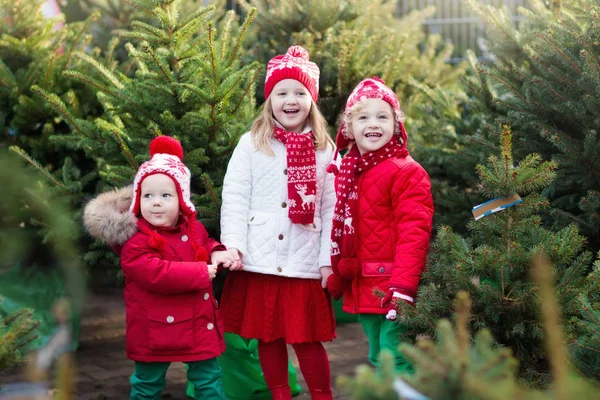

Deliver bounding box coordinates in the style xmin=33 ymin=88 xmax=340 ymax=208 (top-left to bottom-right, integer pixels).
xmin=120 ymin=218 xmax=226 ymax=362
xmin=342 ymin=156 xmax=434 ymax=315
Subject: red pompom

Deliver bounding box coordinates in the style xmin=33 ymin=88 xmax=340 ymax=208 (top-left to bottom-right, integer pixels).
xmin=287 ymin=45 xmax=309 ymax=60
xmin=326 ymin=163 xmax=339 ymax=175
xmin=149 ymin=136 xmax=184 ymax=160
xmin=327 ymin=274 xmax=351 ymax=300
xmin=195 ymin=246 xmax=208 ymax=262
xmin=338 ymin=257 xmax=360 ymax=280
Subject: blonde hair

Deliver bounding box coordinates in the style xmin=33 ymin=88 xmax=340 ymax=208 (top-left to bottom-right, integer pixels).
xmin=251 ymin=97 xmax=334 ymax=155
xmin=341 ymin=98 xmax=405 ymax=142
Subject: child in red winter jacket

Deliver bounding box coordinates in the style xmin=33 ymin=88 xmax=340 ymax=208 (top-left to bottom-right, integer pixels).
xmin=326 ymin=77 xmax=434 ymax=372
xmin=115 ymin=136 xmax=238 ymax=398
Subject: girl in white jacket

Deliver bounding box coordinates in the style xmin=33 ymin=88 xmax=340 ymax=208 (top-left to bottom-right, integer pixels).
xmin=219 ymin=46 xmax=336 ymax=400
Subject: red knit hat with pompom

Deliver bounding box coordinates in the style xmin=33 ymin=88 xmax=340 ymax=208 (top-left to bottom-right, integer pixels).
xmin=264 ymin=45 xmax=320 ymax=102
xmin=129 ymin=136 xmax=195 ymax=217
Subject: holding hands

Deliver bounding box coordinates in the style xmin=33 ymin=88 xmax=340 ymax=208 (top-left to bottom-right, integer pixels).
xmin=207 ymin=263 xmax=218 ymax=280
xmin=210 ymin=248 xmax=243 ymax=271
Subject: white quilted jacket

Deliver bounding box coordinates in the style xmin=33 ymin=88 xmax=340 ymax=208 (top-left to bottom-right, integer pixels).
xmin=220 ymin=130 xmax=336 ymax=280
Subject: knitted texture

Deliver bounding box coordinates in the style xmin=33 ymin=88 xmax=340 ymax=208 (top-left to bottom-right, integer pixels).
xmin=264 ymin=46 xmax=320 ymax=102
xmin=273 ymin=126 xmax=317 ymax=224
xmin=330 ymin=141 xmax=407 ymax=276
xmin=130 ymin=136 xmax=194 ymax=217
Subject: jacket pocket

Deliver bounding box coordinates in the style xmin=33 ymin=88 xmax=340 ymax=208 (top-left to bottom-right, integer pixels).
xmin=248 ymin=210 xmax=272 ymax=225
xmin=299 ymin=217 xmax=322 ymax=233
xmin=362 ymin=261 xmax=394 ymax=277
xmin=147 ymin=308 xmax=194 ymax=351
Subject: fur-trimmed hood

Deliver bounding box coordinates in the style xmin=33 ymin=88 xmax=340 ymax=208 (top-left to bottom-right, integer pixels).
xmin=83 ymin=186 xmax=137 ymax=247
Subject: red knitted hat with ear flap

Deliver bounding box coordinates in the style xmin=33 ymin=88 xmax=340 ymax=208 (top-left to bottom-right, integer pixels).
xmin=129 ymin=136 xmax=195 ymax=218
xmin=327 ymin=77 xmax=408 ymax=174
xmin=130 ymin=136 xmax=208 ymax=262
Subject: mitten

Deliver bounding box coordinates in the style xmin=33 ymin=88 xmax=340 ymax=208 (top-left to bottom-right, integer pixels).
xmin=337 ymin=257 xmax=360 ymax=280
xmin=327 ymin=273 xmax=351 ymax=300
xmin=381 ymin=289 xmax=414 ymax=320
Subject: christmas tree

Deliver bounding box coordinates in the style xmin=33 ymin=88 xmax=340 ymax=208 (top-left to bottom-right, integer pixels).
xmin=463 ymin=0 xmax=600 ymax=251
xmin=399 ymin=126 xmax=597 ymax=385
xmin=15 ymin=0 xmax=260 ymax=274
xmin=570 ymin=253 xmax=600 ymax=380
xmin=0 ymin=298 xmax=38 ymax=374
xmin=1 ymin=0 xmax=103 ymax=210
xmin=340 ymin=259 xmax=599 ymax=399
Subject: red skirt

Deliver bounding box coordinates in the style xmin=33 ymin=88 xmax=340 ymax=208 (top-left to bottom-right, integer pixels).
xmin=220 ymin=271 xmax=336 ymax=344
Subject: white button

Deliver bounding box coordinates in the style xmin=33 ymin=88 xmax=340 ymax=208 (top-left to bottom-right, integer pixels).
xmin=181 ymin=235 xmax=188 ymax=242
xmin=203 ymin=293 xmax=209 ymax=300
xmin=207 ymin=323 xmax=214 ymax=330
xmin=166 ymin=316 xmax=174 ymax=323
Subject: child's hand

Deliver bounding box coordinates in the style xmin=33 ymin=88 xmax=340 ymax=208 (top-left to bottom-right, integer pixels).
xmin=227 ymin=248 xmax=243 ymax=271
xmin=381 ymin=289 xmax=413 ymax=320
xmin=211 ymin=250 xmax=231 ymax=267
xmin=320 ymin=266 xmax=333 ymax=289
xmin=207 ymin=263 xmax=218 ymax=280
xmin=326 ymin=273 xmax=351 ymax=300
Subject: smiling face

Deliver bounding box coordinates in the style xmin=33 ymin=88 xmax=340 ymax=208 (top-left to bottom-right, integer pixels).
xmin=347 ymin=98 xmax=395 ymax=155
xmin=270 ymin=79 xmax=312 ymax=133
xmin=140 ymin=173 xmax=180 ymax=228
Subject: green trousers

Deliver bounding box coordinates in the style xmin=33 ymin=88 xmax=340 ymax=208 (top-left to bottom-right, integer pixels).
xmin=358 ymin=314 xmax=413 ymax=373
xmin=130 ymin=358 xmax=226 ymax=399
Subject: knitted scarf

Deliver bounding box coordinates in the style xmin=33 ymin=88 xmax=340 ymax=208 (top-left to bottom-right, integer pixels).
xmin=273 ymin=125 xmax=317 ymax=224
xmin=330 ymin=140 xmax=407 ymax=276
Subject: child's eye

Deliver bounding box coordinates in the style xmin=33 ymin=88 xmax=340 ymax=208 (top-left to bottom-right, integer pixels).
xmin=143 ymin=193 xmax=151 ymax=198
xmin=296 ymin=92 xmax=306 ymax=96
xmin=358 ymin=116 xmax=367 ymax=120
xmin=162 ymin=193 xmax=171 ymax=198
xmin=379 ymin=115 xmax=388 ymax=119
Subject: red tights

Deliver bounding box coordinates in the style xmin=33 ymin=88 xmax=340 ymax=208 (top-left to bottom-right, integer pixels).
xmin=258 ymin=339 xmax=333 ymax=400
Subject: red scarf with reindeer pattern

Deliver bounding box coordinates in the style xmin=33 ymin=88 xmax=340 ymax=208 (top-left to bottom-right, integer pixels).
xmin=274 ymin=125 xmax=317 ymax=224
xmin=330 ymin=141 xmax=407 ymax=274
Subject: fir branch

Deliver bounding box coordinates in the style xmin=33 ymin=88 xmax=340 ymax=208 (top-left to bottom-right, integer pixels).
xmin=8 ymin=146 xmax=69 ymax=191
xmin=75 ymin=52 xmax=125 ymax=90
xmin=0 ymin=60 xmax=16 ymax=89
xmin=549 ymin=208 xmax=592 ymax=228
xmin=232 ymin=67 xmax=260 ymax=115
xmin=202 ymin=174 xmax=220 ymax=209
xmin=143 ymin=43 xmax=173 ymax=85
xmin=208 ymin=23 xmax=218 ymax=88
xmin=228 ymin=8 xmax=256 ymax=68
xmin=64 ymin=12 xmax=100 ymax=67
xmin=112 ymin=130 xmax=138 ymax=169
xmin=477 ymin=67 xmax=529 ymax=105
xmin=63 ymin=71 xmax=118 ymax=97
xmin=531 ymin=76 xmax=567 ymax=102
xmin=520 ymin=163 xmax=557 ymax=188
xmin=122 ymin=0 xmax=156 ymax=16
xmin=535 ymin=32 xmax=582 ymax=74
xmin=41 ymin=55 xmax=56 ymax=90
xmin=534 ymin=122 xmax=581 ymax=158
xmin=30 ymin=86 xmax=90 ymax=138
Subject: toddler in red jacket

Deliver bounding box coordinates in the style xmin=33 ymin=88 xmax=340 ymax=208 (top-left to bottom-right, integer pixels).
xmin=118 ymin=136 xmax=238 ymax=399
xmin=326 ymin=77 xmax=434 ymax=372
